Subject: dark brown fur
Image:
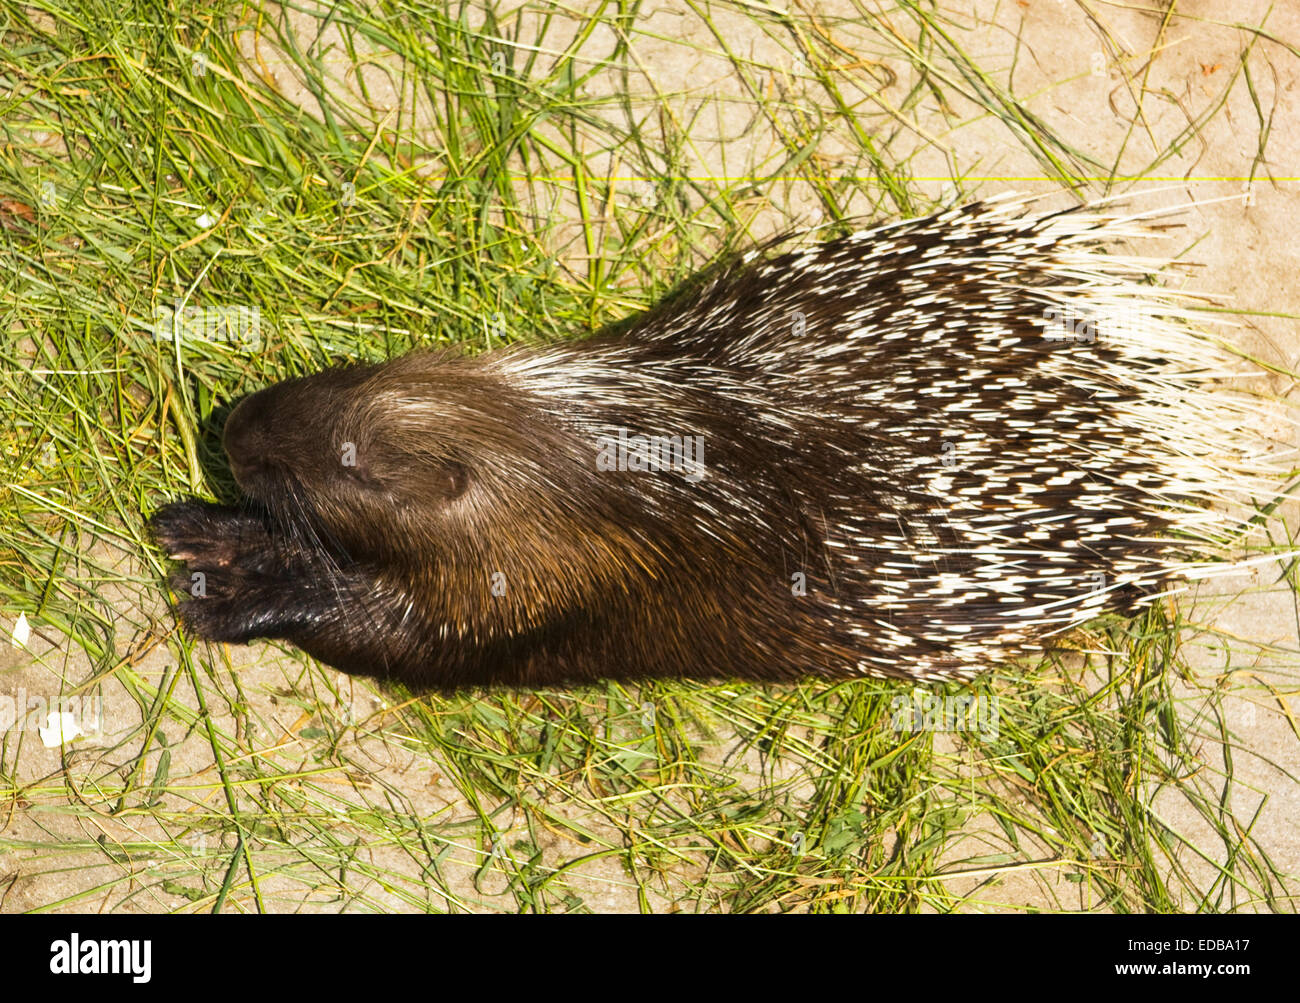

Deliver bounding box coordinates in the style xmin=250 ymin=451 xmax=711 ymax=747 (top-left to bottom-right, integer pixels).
xmin=151 ymin=347 xmax=886 ymax=689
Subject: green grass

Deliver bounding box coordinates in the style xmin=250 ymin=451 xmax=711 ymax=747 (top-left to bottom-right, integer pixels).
xmin=0 ymin=0 xmax=1298 ymax=912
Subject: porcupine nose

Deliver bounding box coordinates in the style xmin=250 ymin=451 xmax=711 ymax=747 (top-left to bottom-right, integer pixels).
xmin=223 ymin=388 xmax=277 ymax=488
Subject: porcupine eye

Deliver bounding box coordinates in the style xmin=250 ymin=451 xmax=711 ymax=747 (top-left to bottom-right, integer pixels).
xmin=336 ymin=440 xmax=383 ymax=489
xmin=401 ymin=456 xmax=471 ymax=506
xmin=437 ymin=460 xmax=470 ymax=501
xmin=339 ymin=443 xmax=471 ymax=508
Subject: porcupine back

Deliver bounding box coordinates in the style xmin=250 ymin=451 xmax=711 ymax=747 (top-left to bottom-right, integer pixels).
xmin=483 ymin=195 xmax=1275 ymax=682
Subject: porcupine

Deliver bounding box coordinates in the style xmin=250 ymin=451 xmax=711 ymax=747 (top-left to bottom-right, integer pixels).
xmin=150 ymin=194 xmax=1275 ymax=690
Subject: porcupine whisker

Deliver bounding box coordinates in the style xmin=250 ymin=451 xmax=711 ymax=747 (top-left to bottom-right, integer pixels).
xmin=276 ymin=473 xmax=392 ymax=654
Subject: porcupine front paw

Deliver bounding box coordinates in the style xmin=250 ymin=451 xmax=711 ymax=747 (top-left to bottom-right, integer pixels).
xmin=150 ymin=501 xmax=292 ymax=643
xmin=150 ymin=501 xmax=276 ymax=567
